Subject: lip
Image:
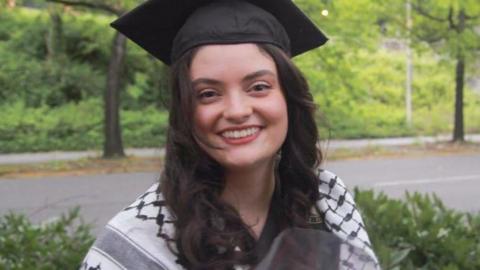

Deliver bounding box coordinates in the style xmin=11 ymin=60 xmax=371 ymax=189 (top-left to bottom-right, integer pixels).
xmin=218 ymin=125 xmax=262 ymax=145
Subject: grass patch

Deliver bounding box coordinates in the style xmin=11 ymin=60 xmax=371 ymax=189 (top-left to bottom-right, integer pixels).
xmin=0 ymin=156 xmax=163 ymax=178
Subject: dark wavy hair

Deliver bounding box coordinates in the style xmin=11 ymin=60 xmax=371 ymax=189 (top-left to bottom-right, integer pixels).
xmin=159 ymin=43 xmax=323 ymax=269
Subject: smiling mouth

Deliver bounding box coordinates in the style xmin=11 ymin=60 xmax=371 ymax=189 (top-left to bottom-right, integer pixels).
xmin=219 ymin=127 xmax=261 ymax=145
xmin=221 ymin=127 xmax=260 ymax=139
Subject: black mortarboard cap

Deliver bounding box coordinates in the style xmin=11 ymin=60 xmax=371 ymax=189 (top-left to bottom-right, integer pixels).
xmin=111 ymin=0 xmax=328 ymax=65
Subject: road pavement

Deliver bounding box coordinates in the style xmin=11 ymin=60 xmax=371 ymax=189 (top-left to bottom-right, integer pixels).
xmin=0 ymin=153 xmax=479 ymax=235
xmin=325 ymin=153 xmax=480 ymax=212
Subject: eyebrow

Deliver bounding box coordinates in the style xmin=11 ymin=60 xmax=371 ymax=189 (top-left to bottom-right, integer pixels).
xmin=191 ymin=78 xmax=223 ymax=88
xmin=242 ymin=69 xmax=275 ymax=83
xmin=191 ymin=69 xmax=275 ymax=88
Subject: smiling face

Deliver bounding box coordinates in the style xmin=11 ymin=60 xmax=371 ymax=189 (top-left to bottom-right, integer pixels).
xmin=190 ymin=43 xmax=288 ymax=172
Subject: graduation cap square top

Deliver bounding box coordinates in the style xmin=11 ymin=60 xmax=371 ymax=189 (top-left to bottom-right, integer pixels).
xmin=111 ymin=0 xmax=328 ymax=66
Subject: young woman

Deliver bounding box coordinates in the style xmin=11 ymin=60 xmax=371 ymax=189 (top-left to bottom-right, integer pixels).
xmin=82 ymin=0 xmax=378 ymax=269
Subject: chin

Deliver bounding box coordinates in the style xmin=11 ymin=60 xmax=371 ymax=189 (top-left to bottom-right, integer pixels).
xmin=219 ymin=155 xmax=275 ymax=171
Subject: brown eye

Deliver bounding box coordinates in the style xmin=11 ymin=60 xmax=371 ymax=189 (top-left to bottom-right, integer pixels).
xmin=198 ymin=90 xmax=217 ymax=98
xmin=250 ymin=83 xmax=271 ymax=92
xmin=197 ymin=89 xmax=220 ymax=103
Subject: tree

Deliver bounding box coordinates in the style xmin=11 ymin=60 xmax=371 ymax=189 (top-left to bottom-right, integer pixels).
xmin=299 ymin=0 xmax=480 ymax=140
xmin=411 ymin=0 xmax=480 ymax=142
xmin=46 ymin=4 xmax=64 ymax=61
xmin=46 ymin=0 xmax=138 ymax=157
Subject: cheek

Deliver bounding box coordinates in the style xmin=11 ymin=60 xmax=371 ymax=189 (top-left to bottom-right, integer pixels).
xmin=258 ymin=96 xmax=289 ymax=146
xmin=278 ymin=106 xmax=289 ymax=137
xmin=193 ymin=106 xmax=217 ymax=135
xmin=266 ymin=97 xmax=288 ymax=128
xmin=192 ymin=108 xmax=216 ymax=155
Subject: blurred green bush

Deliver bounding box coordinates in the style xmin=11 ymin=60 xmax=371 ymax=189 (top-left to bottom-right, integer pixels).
xmin=0 ymin=8 xmax=168 ymax=109
xmin=355 ymin=189 xmax=480 ymax=269
xmin=0 ymin=208 xmax=94 ymax=270
xmin=1 ymin=7 xmax=479 ymax=153
xmin=0 ymin=99 xmax=168 ymax=153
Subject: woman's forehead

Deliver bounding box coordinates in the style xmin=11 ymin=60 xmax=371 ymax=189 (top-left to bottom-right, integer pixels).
xmin=190 ymin=44 xmax=277 ymax=81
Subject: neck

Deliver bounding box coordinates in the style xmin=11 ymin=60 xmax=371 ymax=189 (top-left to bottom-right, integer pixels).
xmin=221 ymin=160 xmax=276 ymax=236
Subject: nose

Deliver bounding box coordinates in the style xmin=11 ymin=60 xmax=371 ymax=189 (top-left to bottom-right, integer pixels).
xmin=223 ymin=92 xmax=252 ymax=123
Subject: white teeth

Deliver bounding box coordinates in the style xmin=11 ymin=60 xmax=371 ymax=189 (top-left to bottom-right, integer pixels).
xmin=222 ymin=127 xmax=259 ymax=139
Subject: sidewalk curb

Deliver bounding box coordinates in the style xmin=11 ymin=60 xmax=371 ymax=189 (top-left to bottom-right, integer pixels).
xmin=0 ymin=135 xmax=478 ymax=165
xmin=323 ymin=134 xmax=480 ymax=149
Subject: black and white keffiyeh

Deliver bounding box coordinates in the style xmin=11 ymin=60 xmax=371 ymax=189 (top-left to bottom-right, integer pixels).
xmin=81 ymin=170 xmax=379 ymax=270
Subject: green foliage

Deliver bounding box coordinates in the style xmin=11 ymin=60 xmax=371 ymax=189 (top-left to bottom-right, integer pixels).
xmin=294 ymin=0 xmax=480 ymax=139
xmin=0 ymin=100 xmax=101 ymax=152
xmin=0 ymin=8 xmax=49 ymax=59
xmin=0 ymin=99 xmax=168 ymax=153
xmin=0 ymin=7 xmax=168 ymax=110
xmin=122 ymin=55 xmax=170 ymax=110
xmin=414 ymin=0 xmax=480 ymax=58
xmin=121 ymin=106 xmax=169 ymax=148
xmin=0 ymin=9 xmax=106 ymax=107
xmin=0 ymin=49 xmax=104 ymax=107
xmin=1 ymin=2 xmax=479 ymax=152
xmin=62 ymin=12 xmax=113 ymax=68
xmin=296 ymin=44 xmax=480 ymax=139
xmin=0 ymin=208 xmax=94 ymax=270
xmin=464 ymin=90 xmax=480 ymax=134
xmin=297 ymin=0 xmax=384 ymax=52
xmin=355 ymin=189 xmax=480 ymax=269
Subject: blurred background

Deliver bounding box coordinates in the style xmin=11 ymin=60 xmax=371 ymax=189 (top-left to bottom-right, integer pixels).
xmin=0 ymin=0 xmax=479 ymax=269
xmin=0 ymin=0 xmax=479 ymax=155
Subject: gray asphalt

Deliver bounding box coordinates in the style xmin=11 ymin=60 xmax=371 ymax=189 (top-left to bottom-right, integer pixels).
xmin=325 ymin=153 xmax=480 ymax=212
xmin=0 ymin=172 xmax=159 ymax=235
xmin=0 ymin=153 xmax=479 ymax=235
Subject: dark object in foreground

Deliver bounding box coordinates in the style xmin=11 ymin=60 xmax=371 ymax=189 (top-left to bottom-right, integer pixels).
xmin=254 ymin=228 xmax=378 ymax=270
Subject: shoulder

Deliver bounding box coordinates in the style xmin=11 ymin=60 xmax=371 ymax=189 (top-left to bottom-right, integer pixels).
xmin=315 ymin=169 xmax=379 ymax=265
xmin=316 ymin=169 xmax=352 ymax=206
xmin=81 ymin=183 xmax=181 ymax=270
